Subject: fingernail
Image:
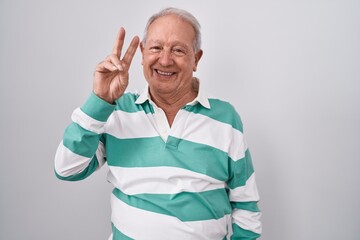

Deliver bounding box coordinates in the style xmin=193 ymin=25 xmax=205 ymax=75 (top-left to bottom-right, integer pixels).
xmin=117 ymin=64 xmax=123 ymax=71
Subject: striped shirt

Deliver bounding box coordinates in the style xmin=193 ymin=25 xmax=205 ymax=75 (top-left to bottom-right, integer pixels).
xmin=55 ymin=86 xmax=262 ymax=240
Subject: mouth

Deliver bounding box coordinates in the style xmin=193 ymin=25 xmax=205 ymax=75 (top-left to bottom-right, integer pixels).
xmin=155 ymin=69 xmax=176 ymax=77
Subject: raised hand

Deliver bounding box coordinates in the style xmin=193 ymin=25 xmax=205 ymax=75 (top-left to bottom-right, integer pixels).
xmin=93 ymin=27 xmax=140 ymax=103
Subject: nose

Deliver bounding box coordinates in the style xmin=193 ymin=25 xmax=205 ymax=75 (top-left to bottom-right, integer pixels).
xmin=158 ymin=50 xmax=173 ymax=66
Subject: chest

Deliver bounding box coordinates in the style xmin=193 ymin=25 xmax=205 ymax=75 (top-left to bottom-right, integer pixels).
xmin=104 ymin=109 xmax=230 ymax=181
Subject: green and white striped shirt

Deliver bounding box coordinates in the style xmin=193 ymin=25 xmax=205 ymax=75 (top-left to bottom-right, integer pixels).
xmin=55 ymin=86 xmax=261 ymax=239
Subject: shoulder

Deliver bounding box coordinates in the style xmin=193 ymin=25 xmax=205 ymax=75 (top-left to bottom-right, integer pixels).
xmin=208 ymin=98 xmax=243 ymax=132
xmin=114 ymin=92 xmax=141 ymax=113
xmin=188 ymin=97 xmax=244 ymax=132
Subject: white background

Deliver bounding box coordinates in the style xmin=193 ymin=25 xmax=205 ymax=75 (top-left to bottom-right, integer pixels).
xmin=1 ymin=0 xmax=359 ymax=239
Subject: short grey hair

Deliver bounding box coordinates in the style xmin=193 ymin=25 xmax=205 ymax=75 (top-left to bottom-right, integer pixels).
xmin=141 ymin=7 xmax=202 ymax=53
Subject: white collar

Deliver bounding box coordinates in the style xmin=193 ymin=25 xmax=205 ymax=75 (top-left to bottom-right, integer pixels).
xmin=135 ymin=79 xmax=211 ymax=109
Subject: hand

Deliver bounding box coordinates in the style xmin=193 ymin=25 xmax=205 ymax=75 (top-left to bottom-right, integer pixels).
xmin=93 ymin=27 xmax=140 ymax=103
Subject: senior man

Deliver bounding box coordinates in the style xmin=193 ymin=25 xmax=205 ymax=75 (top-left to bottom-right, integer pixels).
xmin=55 ymin=7 xmax=262 ymax=240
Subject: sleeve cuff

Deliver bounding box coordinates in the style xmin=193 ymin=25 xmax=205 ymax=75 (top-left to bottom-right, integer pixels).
xmin=80 ymin=92 xmax=116 ymax=122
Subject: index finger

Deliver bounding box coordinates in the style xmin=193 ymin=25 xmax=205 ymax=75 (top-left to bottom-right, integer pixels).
xmin=112 ymin=27 xmax=126 ymax=58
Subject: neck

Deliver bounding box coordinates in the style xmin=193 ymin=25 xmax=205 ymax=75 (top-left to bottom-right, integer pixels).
xmin=150 ymin=77 xmax=199 ymax=109
xmin=149 ymin=77 xmax=199 ymax=126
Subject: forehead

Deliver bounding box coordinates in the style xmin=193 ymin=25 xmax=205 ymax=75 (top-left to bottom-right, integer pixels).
xmin=147 ymin=14 xmax=195 ymax=45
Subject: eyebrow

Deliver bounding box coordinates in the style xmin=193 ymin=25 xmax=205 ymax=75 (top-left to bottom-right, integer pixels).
xmin=147 ymin=40 xmax=190 ymax=49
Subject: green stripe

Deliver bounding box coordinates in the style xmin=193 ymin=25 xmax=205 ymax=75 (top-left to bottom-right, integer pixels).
xmin=227 ymin=149 xmax=254 ymax=189
xmin=231 ymin=223 xmax=260 ymax=239
xmin=113 ymin=188 xmax=231 ymax=221
xmin=63 ymin=123 xmax=101 ymax=158
xmin=116 ymin=93 xmax=154 ymax=114
xmin=111 ymin=223 xmax=133 ymax=240
xmin=183 ymin=99 xmax=243 ymax=132
xmin=81 ymin=92 xmax=115 ymax=121
xmin=106 ymin=135 xmax=229 ymax=181
xmin=231 ymin=201 xmax=260 ymax=212
xmin=55 ymin=156 xmax=99 ymax=181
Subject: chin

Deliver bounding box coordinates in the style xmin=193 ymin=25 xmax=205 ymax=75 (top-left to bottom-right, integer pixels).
xmin=151 ymin=83 xmax=177 ymax=94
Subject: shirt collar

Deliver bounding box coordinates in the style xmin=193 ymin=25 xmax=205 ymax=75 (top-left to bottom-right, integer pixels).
xmin=135 ymin=79 xmax=211 ymax=109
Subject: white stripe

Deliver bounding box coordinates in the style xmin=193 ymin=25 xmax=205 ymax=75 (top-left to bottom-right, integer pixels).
xmin=232 ymin=209 xmax=262 ymax=234
xmin=226 ymin=223 xmax=233 ymax=240
xmin=95 ymin=141 xmax=106 ymax=168
xmin=54 ymin=141 xmax=106 ymax=177
xmin=228 ymin=173 xmax=260 ymax=202
xmin=229 ymin=129 xmax=248 ymax=161
xmin=54 ymin=142 xmax=92 ymax=177
xmin=111 ymin=193 xmax=229 ymax=240
xmin=105 ymin=110 xmax=159 ymax=139
xmin=171 ymin=110 xmax=247 ymax=160
xmin=71 ymin=108 xmax=106 ymax=134
xmin=107 ymin=166 xmax=225 ymax=195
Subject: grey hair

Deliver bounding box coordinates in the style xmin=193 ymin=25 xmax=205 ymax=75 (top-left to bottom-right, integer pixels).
xmin=141 ymin=7 xmax=202 ymax=53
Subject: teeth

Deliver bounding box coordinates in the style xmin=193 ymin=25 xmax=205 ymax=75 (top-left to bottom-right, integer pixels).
xmin=157 ymin=70 xmax=173 ymax=76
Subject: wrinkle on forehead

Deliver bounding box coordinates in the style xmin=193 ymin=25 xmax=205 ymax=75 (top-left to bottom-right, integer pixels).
xmin=146 ymin=15 xmax=196 ymax=51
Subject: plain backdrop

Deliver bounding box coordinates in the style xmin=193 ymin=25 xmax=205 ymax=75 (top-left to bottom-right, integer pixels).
xmin=1 ymin=0 xmax=359 ymax=239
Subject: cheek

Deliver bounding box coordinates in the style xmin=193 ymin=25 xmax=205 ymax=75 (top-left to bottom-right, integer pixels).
xmin=142 ymin=54 xmax=157 ymax=66
xmin=180 ymin=59 xmax=196 ymax=72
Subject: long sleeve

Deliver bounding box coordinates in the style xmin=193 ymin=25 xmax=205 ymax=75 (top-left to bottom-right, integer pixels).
xmin=54 ymin=93 xmax=115 ymax=181
xmin=226 ymin=112 xmax=262 ymax=239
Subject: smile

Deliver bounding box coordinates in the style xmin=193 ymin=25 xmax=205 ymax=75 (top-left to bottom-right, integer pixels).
xmin=155 ymin=69 xmax=175 ymax=76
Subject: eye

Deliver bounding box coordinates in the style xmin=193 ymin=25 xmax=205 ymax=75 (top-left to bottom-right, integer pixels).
xmin=149 ymin=46 xmax=161 ymax=53
xmin=172 ymin=47 xmax=186 ymax=56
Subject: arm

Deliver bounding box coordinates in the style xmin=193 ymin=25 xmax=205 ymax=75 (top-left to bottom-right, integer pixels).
xmin=227 ymin=150 xmax=262 ymax=239
xmin=227 ymin=113 xmax=262 ymax=239
xmin=54 ymin=27 xmax=139 ymax=181
xmin=54 ymin=93 xmax=115 ymax=181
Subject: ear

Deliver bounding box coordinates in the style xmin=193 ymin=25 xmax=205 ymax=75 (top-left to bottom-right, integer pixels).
xmin=140 ymin=42 xmax=145 ymax=65
xmin=193 ymin=50 xmax=203 ymax=72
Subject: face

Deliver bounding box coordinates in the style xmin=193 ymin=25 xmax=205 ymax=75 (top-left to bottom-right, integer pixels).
xmin=140 ymin=14 xmax=202 ymax=96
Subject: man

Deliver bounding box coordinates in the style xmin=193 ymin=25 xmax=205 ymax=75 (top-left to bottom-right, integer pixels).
xmin=55 ymin=7 xmax=262 ymax=240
